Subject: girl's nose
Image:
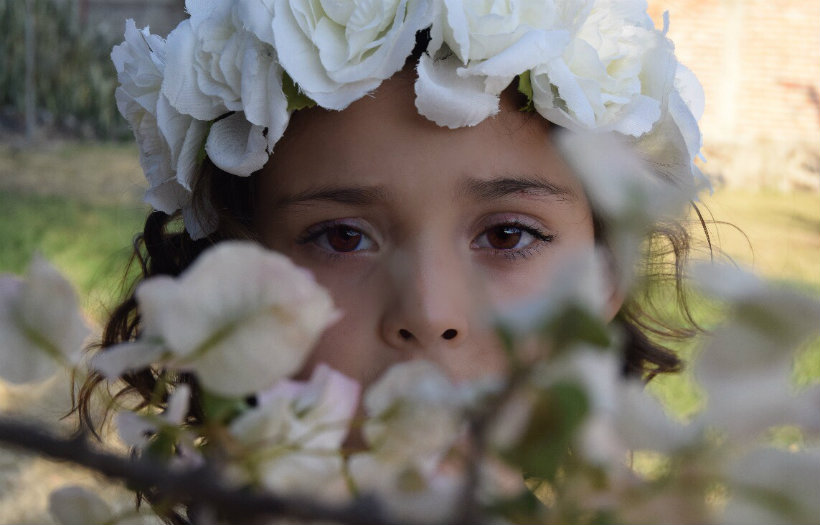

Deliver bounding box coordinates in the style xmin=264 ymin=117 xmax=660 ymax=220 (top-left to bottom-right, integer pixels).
xmin=380 ymin=246 xmax=470 ymax=351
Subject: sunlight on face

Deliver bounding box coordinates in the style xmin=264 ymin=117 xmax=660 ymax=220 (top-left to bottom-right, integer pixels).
xmin=255 ymin=72 xmax=595 ymax=388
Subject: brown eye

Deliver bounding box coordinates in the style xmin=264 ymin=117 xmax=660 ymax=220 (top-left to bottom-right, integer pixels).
xmin=486 ymin=226 xmax=523 ymax=250
xmin=326 ymin=226 xmax=363 ymax=252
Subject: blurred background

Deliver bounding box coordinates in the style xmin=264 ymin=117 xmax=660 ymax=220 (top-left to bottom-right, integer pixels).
xmin=0 ymin=0 xmax=818 ymax=522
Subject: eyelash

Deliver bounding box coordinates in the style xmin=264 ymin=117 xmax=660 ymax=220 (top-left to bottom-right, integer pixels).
xmin=478 ymin=220 xmax=555 ymax=260
xmin=296 ymin=220 xmax=555 ymax=261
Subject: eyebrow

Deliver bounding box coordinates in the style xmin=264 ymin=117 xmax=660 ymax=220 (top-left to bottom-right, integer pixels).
xmin=276 ymin=175 xmax=575 ymax=208
xmin=458 ymin=176 xmax=576 ymax=202
xmin=276 ymin=185 xmax=390 ymax=207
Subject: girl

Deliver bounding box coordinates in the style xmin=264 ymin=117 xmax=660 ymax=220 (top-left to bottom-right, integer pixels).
xmin=79 ymin=0 xmax=707 ymax=497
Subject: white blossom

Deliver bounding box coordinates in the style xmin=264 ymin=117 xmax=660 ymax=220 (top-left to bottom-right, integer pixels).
xmin=362 ymin=360 xmax=463 ymax=471
xmin=228 ymin=364 xmax=359 ymax=501
xmin=0 ymin=258 xmax=89 ymax=384
xmin=723 ymin=447 xmax=820 ymax=524
xmin=692 ymin=263 xmax=820 ymax=440
xmin=48 ymin=486 xmax=149 ymax=525
xmin=91 ymin=242 xmax=339 ymax=398
xmin=348 ymin=452 xmax=462 ymax=523
xmin=115 ymin=384 xmax=191 ymax=449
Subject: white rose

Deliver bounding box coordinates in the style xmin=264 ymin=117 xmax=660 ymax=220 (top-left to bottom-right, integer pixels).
xmin=112 ymin=20 xmax=207 ymax=221
xmin=437 ymin=0 xmax=590 ymax=63
xmin=530 ymin=0 xmax=677 ymax=137
xmin=162 ymin=1 xmax=289 ymax=176
xmin=273 ymin=0 xmax=433 ymax=110
xmin=416 ymin=0 xmax=589 ymax=127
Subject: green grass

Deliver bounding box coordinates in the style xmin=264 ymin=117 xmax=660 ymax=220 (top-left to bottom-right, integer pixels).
xmin=0 ymin=189 xmax=147 ymax=323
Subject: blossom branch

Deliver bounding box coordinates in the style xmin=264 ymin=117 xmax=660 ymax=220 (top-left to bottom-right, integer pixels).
xmin=0 ymin=416 xmax=464 ymax=525
xmin=457 ymin=365 xmax=531 ymax=524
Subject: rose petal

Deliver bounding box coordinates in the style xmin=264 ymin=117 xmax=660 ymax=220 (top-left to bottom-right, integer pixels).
xmin=162 ymin=20 xmax=226 ymax=120
xmin=237 ymin=0 xmax=277 ymax=45
xmin=205 ymin=112 xmax=269 ymax=176
xmin=414 ymin=53 xmax=500 ymax=128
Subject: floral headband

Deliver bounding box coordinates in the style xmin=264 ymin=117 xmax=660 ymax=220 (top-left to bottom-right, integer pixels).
xmin=113 ymin=0 xmax=706 ymax=239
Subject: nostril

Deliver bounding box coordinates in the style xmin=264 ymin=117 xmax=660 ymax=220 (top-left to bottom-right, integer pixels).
xmin=399 ymin=329 xmax=413 ymax=340
xmin=441 ymin=329 xmax=458 ymax=340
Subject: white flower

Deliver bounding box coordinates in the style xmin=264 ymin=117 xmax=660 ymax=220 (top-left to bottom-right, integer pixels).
xmin=436 ymin=0 xmax=589 ymax=63
xmin=91 ymin=242 xmax=339 ymax=398
xmin=348 ymin=452 xmax=462 ymax=523
xmin=229 ymin=364 xmax=359 ymax=500
xmin=363 ymin=360 xmax=463 ymax=470
xmin=162 ymin=1 xmax=289 ymax=176
xmin=0 ymin=258 xmax=90 ymax=384
xmin=49 ymin=486 xmax=115 ymax=525
xmin=494 ymin=247 xmax=612 ymax=336
xmin=116 ymin=384 xmax=191 ymax=449
xmin=273 ymin=0 xmax=433 ymax=110
xmin=111 ymin=19 xmax=210 ymax=236
xmin=554 ymin=131 xmax=695 ymax=287
xmin=531 ymin=0 xmax=676 ymax=137
xmin=691 ymin=263 xmax=820 ymax=440
xmin=723 ymin=447 xmax=820 ymax=524
xmin=417 ymin=0 xmax=587 ymax=127
xmin=111 ymin=20 xmax=207 ymax=214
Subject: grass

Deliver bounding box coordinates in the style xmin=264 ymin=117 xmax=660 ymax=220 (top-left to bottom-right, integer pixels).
xmin=0 ymin=190 xmax=147 ymax=323
xmin=646 ymin=187 xmax=820 ymax=419
xmin=0 ymin=142 xmax=148 ymax=323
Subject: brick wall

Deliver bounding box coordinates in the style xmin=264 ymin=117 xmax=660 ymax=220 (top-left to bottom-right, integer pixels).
xmin=648 ymin=0 xmax=820 ymax=188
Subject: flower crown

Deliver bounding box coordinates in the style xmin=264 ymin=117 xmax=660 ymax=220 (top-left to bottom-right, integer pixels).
xmin=113 ymin=0 xmax=706 ymax=239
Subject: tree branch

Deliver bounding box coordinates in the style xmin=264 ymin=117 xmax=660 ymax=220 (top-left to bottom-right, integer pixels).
xmin=0 ymin=416 xmax=447 ymax=525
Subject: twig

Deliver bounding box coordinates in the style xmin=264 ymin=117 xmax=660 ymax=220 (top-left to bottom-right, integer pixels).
xmin=0 ymin=416 xmax=424 ymax=525
xmin=456 ymin=365 xmax=530 ymax=524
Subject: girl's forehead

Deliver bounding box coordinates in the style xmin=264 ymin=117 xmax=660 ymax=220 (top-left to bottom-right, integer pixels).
xmin=260 ymin=74 xmax=583 ymax=200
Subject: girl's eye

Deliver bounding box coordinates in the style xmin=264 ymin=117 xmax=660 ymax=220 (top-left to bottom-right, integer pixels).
xmin=485 ymin=225 xmax=526 ymax=250
xmin=472 ymin=222 xmax=554 ymax=255
xmin=298 ymin=223 xmax=375 ymax=253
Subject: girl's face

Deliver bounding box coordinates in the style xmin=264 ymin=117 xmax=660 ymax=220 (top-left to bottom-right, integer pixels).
xmin=255 ymin=73 xmax=598 ymax=388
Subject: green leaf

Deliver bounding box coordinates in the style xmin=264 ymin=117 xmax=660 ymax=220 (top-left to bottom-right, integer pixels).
xmin=517 ymin=72 xmax=535 ymax=112
xmin=197 ymin=120 xmax=214 ymax=165
xmin=485 ymin=488 xmax=546 ymax=524
xmin=501 ymin=382 xmax=589 ymax=481
xmin=282 ymin=72 xmax=316 ymax=112
xmin=201 ymin=389 xmax=248 ymax=425
xmin=542 ymin=305 xmax=611 ymax=353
